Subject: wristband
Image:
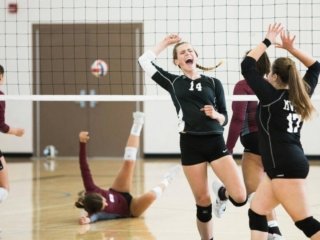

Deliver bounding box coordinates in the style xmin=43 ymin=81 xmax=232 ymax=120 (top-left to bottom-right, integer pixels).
xmin=262 ymin=38 xmax=271 ymax=48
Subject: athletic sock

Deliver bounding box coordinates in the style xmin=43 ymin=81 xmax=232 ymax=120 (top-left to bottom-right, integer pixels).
xmin=123 ymin=147 xmax=138 ymax=161
xmin=130 ymin=112 xmax=144 ymax=136
xmin=268 ymin=220 xmax=282 ymax=236
xmin=151 ymin=186 xmax=163 ymax=199
xmin=218 ymin=186 xmax=228 ymax=201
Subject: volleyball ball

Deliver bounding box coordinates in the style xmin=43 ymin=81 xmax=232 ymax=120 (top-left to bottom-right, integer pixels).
xmin=91 ymin=59 xmax=108 ymax=77
xmin=43 ymin=145 xmax=58 ymax=158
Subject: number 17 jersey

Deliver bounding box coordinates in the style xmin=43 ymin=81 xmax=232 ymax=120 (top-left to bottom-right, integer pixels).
xmin=241 ymin=56 xmax=320 ymax=178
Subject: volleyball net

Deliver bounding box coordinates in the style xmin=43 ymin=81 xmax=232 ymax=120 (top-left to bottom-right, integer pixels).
xmin=0 ymin=0 xmax=320 ymax=102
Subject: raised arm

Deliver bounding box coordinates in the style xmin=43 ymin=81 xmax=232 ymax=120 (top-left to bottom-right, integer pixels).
xmin=152 ymin=34 xmax=181 ymax=56
xmin=247 ymin=23 xmax=284 ymax=61
xmin=79 ymin=132 xmax=99 ymax=192
xmin=138 ymin=34 xmax=181 ymax=88
xmin=276 ymin=31 xmax=316 ymax=68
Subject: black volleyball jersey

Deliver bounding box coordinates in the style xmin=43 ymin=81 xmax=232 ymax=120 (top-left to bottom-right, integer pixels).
xmin=139 ymin=50 xmax=228 ymax=135
xmin=241 ymin=56 xmax=320 ymax=171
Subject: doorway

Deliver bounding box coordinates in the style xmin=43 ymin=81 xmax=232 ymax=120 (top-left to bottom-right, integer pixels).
xmin=32 ymin=23 xmax=143 ymax=157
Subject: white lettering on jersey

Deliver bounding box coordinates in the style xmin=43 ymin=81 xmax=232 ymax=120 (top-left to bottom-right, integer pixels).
xmin=286 ymin=113 xmax=301 ymax=133
xmin=109 ymin=193 xmax=115 ymax=203
xmin=189 ymin=81 xmax=202 ymax=91
xmin=283 ymin=100 xmax=295 ymax=111
xmin=283 ymin=100 xmax=301 ymax=133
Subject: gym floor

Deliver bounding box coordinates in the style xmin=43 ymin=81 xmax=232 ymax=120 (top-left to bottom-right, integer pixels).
xmin=0 ymin=157 xmax=319 ymax=240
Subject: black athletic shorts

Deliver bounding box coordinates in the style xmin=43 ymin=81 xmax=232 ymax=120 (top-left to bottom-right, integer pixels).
xmin=240 ymin=132 xmax=260 ymax=155
xmin=264 ymin=147 xmax=309 ymax=179
xmin=180 ymin=133 xmax=230 ymax=166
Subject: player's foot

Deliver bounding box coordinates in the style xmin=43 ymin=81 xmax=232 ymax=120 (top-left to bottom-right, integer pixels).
xmin=268 ymin=221 xmax=283 ymax=240
xmin=163 ymin=164 xmax=181 ymax=184
xmin=212 ymin=180 xmax=228 ymax=218
xmin=268 ymin=233 xmax=284 ymax=240
xmin=133 ymin=111 xmax=145 ymax=124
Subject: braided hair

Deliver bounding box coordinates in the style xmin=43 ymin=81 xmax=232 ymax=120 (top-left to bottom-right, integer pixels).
xmin=173 ymin=42 xmax=223 ymax=71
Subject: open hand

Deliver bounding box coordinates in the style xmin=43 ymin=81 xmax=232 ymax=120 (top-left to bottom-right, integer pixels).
xmin=265 ymin=23 xmax=284 ymax=44
xmin=275 ymin=30 xmax=296 ymax=52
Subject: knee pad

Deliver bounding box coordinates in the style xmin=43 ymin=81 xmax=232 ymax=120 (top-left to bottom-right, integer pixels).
xmin=248 ymin=208 xmax=268 ymax=232
xmin=123 ymin=147 xmax=137 ymax=161
xmin=229 ymin=195 xmax=248 ymax=207
xmin=196 ymin=204 xmax=212 ymax=223
xmin=295 ymin=216 xmax=320 ymax=237
xmin=0 ymin=187 xmax=8 ymax=203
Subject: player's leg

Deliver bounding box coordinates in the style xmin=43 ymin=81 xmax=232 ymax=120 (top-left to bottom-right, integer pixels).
xmin=242 ymin=152 xmax=264 ymax=195
xmin=249 ymin=176 xmax=279 ymax=240
xmin=111 ymin=112 xmax=144 ymax=193
xmin=210 ymin=155 xmax=247 ymax=214
xmin=242 ymin=152 xmax=282 ymax=239
xmin=130 ymin=164 xmax=180 ymax=217
xmin=272 ymin=179 xmax=320 ymax=239
xmin=183 ymin=162 xmax=213 ymax=240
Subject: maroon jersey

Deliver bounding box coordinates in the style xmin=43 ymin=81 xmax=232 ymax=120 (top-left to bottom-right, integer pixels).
xmin=0 ymin=91 xmax=9 ymax=133
xmin=226 ymin=80 xmax=258 ymax=153
xmin=79 ymin=142 xmax=131 ymax=220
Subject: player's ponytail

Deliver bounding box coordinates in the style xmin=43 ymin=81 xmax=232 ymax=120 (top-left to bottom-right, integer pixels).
xmin=74 ymin=193 xmax=104 ymax=215
xmin=75 ymin=197 xmax=85 ymax=208
xmin=272 ymin=57 xmax=315 ymax=120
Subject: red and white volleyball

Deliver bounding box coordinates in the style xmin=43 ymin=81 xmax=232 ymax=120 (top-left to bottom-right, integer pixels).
xmin=91 ymin=59 xmax=108 ymax=77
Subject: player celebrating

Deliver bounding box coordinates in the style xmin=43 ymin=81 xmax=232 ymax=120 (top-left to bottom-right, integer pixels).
xmin=227 ymin=52 xmax=283 ymax=239
xmin=138 ymin=34 xmax=247 ymax=240
xmin=242 ymin=23 xmax=320 ymax=239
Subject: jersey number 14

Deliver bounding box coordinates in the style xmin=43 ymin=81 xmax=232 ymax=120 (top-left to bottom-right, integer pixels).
xmin=189 ymin=82 xmax=202 ymax=91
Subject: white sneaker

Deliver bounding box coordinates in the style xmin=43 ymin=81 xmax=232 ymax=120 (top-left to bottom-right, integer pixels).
xmin=133 ymin=111 xmax=145 ymax=124
xmin=212 ymin=180 xmax=228 ymax=218
xmin=163 ymin=164 xmax=181 ymax=184
xmin=268 ymin=233 xmax=284 ymax=240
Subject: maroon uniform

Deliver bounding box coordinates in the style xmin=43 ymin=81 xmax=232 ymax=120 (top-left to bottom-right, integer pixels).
xmin=226 ymin=80 xmax=258 ymax=153
xmin=0 ymin=91 xmax=9 ymax=134
xmin=79 ymin=142 xmax=132 ymax=222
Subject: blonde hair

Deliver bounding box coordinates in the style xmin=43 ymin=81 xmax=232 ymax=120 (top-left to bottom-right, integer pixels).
xmin=272 ymin=57 xmax=315 ymax=120
xmin=196 ymin=61 xmax=223 ymax=71
xmin=173 ymin=42 xmax=222 ymax=71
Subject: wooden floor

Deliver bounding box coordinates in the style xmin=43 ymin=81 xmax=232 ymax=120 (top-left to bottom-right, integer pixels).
xmin=1 ymin=157 xmax=320 ymax=240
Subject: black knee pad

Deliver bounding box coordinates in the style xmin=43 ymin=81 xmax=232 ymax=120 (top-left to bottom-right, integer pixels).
xmin=295 ymin=216 xmax=320 ymax=237
xmin=248 ymin=209 xmax=268 ymax=232
xmin=196 ymin=204 xmax=212 ymax=222
xmin=229 ymin=196 xmax=248 ymax=207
